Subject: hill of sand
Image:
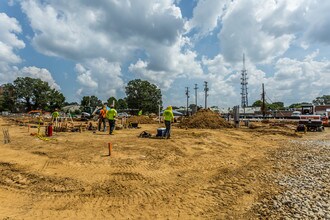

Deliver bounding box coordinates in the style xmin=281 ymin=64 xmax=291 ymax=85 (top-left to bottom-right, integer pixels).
xmin=179 ymin=109 xmax=233 ymax=129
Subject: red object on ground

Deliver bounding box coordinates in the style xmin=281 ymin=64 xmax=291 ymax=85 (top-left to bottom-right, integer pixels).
xmin=47 ymin=125 xmax=53 ymax=137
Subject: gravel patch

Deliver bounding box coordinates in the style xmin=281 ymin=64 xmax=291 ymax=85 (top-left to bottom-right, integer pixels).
xmin=253 ymin=139 xmax=330 ymax=219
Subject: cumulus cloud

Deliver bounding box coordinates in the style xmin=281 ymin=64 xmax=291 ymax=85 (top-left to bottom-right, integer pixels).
xmin=0 ymin=12 xmax=60 ymax=92
xmin=20 ymin=66 xmax=61 ymax=90
xmin=129 ymin=37 xmax=203 ymax=90
xmin=264 ymin=52 xmax=330 ymax=104
xmin=20 ymin=0 xmax=207 ymax=95
xmin=0 ymin=13 xmax=25 ymax=75
xmin=219 ymin=0 xmax=296 ymax=64
xmin=20 ymin=0 xmax=185 ymax=61
xmin=304 ymin=1 xmax=330 ymax=44
xmin=187 ymin=0 xmax=230 ymax=36
xmin=200 ymin=54 xmax=267 ymax=107
xmin=4 ymin=0 xmax=330 ymax=108
xmin=75 ymin=58 xmax=124 ymax=101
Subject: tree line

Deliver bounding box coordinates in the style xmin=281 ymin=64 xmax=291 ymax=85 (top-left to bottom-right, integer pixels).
xmin=251 ymin=95 xmax=330 ymax=110
xmin=0 ymin=77 xmax=162 ymax=114
xmin=0 ymin=77 xmax=328 ymax=114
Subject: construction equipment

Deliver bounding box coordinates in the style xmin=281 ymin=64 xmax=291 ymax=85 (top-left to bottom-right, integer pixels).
xmin=297 ymin=104 xmax=324 ymax=132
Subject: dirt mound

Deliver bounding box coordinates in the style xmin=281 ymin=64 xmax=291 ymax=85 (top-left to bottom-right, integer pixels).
xmin=179 ymin=109 xmax=233 ymax=129
xmin=127 ymin=116 xmax=157 ymax=124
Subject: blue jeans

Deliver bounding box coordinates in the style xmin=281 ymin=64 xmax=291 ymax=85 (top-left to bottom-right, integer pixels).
xmin=98 ymin=118 xmax=107 ymax=131
xmin=164 ymin=120 xmax=171 ymax=138
xmin=108 ymin=119 xmax=115 ymax=134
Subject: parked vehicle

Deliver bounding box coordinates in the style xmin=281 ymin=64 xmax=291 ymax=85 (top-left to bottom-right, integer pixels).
xmin=297 ymin=104 xmax=324 ymax=132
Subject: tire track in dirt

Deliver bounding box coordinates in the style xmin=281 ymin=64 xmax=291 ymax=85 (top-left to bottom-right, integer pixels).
xmin=0 ymin=162 xmax=85 ymax=194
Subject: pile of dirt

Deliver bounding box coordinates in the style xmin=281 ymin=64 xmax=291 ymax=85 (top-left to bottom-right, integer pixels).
xmin=127 ymin=116 xmax=157 ymax=124
xmin=178 ymin=109 xmax=233 ymax=129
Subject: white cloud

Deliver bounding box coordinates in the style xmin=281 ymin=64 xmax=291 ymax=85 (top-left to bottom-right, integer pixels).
xmin=187 ymin=0 xmax=230 ymax=36
xmin=219 ymin=0 xmax=296 ymax=64
xmin=21 ymin=0 xmax=185 ymax=62
xmin=20 ymin=66 xmax=61 ymax=90
xmin=129 ymin=36 xmax=203 ymax=90
xmin=0 ymin=12 xmax=60 ymax=92
xmin=305 ymin=1 xmax=330 ymax=44
xmin=0 ymin=13 xmax=25 ymax=75
xmin=75 ymin=58 xmax=124 ymax=101
xmin=3 ymin=0 xmax=329 ymax=109
xmin=20 ymin=0 xmax=207 ymax=95
xmin=264 ymin=52 xmax=330 ymax=104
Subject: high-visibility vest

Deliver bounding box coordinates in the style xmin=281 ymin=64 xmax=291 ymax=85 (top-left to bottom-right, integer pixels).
xmin=106 ymin=109 xmax=117 ymax=120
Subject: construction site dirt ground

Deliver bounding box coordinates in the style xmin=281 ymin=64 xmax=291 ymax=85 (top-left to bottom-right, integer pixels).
xmin=0 ymin=116 xmax=329 ymax=219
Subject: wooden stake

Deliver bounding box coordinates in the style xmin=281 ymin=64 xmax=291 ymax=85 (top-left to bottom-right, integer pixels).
xmin=108 ymin=142 xmax=112 ymax=156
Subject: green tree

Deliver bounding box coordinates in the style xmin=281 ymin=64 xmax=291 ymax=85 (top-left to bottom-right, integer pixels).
xmin=80 ymin=95 xmax=102 ymax=108
xmin=31 ymin=79 xmax=51 ymax=110
xmin=313 ymin=95 xmax=330 ymax=105
xmin=64 ymin=101 xmax=79 ymax=106
xmin=268 ymin=102 xmax=284 ymax=110
xmin=125 ymin=79 xmax=162 ymax=114
xmin=107 ymin=96 xmax=117 ymax=107
xmin=48 ymin=89 xmax=65 ymax=111
xmin=12 ymin=77 xmax=65 ymax=112
xmin=288 ymin=102 xmax=309 ymax=109
xmin=252 ymin=100 xmax=263 ymax=107
xmin=117 ymin=98 xmax=128 ymax=110
xmin=13 ymin=77 xmax=35 ymax=111
xmin=0 ymin=83 xmax=17 ymax=112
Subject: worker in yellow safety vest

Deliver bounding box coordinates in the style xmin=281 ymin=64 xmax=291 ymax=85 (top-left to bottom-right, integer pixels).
xmin=162 ymin=106 xmax=174 ymax=139
xmin=52 ymin=108 xmax=60 ymax=122
xmin=106 ymin=105 xmax=117 ymax=135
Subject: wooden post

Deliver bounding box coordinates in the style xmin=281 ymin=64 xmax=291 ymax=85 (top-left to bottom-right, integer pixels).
xmin=108 ymin=143 xmax=112 ymax=156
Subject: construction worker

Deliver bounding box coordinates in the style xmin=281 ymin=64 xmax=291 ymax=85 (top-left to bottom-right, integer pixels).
xmin=138 ymin=110 xmax=142 ymax=116
xmin=106 ymin=104 xmax=117 ymax=135
xmin=163 ymin=106 xmax=174 ymax=139
xmin=52 ymin=108 xmax=60 ymax=123
xmin=98 ymin=105 xmax=107 ymax=132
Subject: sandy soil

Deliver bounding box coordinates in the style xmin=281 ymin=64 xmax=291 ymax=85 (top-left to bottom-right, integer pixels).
xmin=0 ymin=116 xmax=327 ymax=219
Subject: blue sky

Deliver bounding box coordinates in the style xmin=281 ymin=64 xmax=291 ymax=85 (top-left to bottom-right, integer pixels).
xmin=0 ymin=0 xmax=329 ymax=108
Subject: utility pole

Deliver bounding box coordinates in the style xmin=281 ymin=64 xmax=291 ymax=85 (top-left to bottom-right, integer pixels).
xmin=261 ymin=83 xmax=266 ymax=118
xmin=204 ymin=81 xmax=209 ymax=109
xmin=194 ymin=84 xmax=198 ymax=107
xmin=185 ymin=87 xmax=190 ymax=116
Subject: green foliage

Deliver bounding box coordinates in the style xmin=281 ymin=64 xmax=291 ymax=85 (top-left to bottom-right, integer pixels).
xmin=125 ymin=79 xmax=162 ymax=114
xmin=268 ymin=102 xmax=284 ymax=110
xmin=5 ymin=77 xmax=65 ymax=112
xmin=13 ymin=77 xmax=35 ymax=111
xmin=74 ymin=109 xmax=82 ymax=114
xmin=312 ymin=95 xmax=330 ymax=105
xmin=0 ymin=83 xmax=16 ymax=112
xmin=47 ymin=89 xmax=65 ymax=111
xmin=80 ymin=95 xmax=102 ymax=108
xmin=117 ymin=98 xmax=128 ymax=110
xmin=252 ymin=100 xmax=263 ymax=107
xmin=107 ymin=96 xmax=117 ymax=107
xmin=288 ymin=102 xmax=309 ymax=109
xmin=64 ymin=101 xmax=79 ymax=106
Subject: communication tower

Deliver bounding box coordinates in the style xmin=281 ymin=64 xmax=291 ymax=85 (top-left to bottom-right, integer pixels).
xmin=241 ymin=54 xmax=248 ymax=110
